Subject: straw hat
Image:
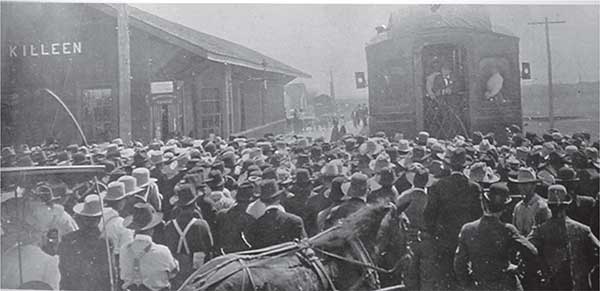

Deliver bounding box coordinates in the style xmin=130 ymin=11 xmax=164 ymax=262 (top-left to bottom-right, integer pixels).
xmin=101 ymin=181 xmax=128 ymax=201
xmin=73 ymin=195 xmax=103 ymax=217
xmin=508 ymin=167 xmax=540 ymax=184
xmin=117 ymin=175 xmax=143 ymax=196
xmin=132 ymin=167 xmax=157 ymax=188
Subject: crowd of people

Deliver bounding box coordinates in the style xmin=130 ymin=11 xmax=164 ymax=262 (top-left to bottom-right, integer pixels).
xmin=351 ymin=104 xmax=369 ymax=129
xmin=1 ymin=125 xmax=599 ymax=291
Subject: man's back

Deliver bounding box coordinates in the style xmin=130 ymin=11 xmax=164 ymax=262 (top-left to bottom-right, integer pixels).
xmin=424 ymin=173 xmax=482 ymax=246
xmin=215 ymin=203 xmax=256 ymax=253
xmin=528 ymin=217 xmax=600 ymax=290
xmin=58 ymin=229 xmax=110 ymax=291
xmin=248 ymin=207 xmax=306 ymax=249
xmin=454 ymin=216 xmax=537 ymax=290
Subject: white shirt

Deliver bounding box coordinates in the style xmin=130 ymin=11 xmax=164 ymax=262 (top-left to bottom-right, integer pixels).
xmin=1 ymin=244 xmax=60 ymax=290
xmin=120 ymin=234 xmax=179 ymax=291
xmin=99 ymin=208 xmax=133 ymax=255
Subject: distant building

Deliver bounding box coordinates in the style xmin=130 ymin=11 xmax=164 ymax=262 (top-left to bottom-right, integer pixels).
xmin=284 ymin=83 xmax=308 ymax=112
xmin=1 ymin=3 xmax=310 ymax=145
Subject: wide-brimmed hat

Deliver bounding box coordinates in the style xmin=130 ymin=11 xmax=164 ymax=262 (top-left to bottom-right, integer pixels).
xmin=585 ymin=147 xmax=600 ymax=168
xmin=416 ymin=131 xmax=430 ymax=146
xmin=320 ymin=162 xmax=340 ymax=177
xmin=483 ymin=183 xmax=512 ymax=211
xmin=259 ymin=179 xmax=286 ymax=201
xmin=345 ymin=173 xmax=368 ymax=198
xmin=123 ymin=202 xmax=164 ymax=230
xmin=293 ymin=168 xmax=313 ymax=186
xmin=509 ymin=167 xmax=540 ymax=184
xmin=555 ymin=166 xmax=579 ymax=182
xmin=405 ymin=163 xmax=435 ymax=187
xmin=236 ymin=181 xmax=257 ymax=202
xmin=359 ymin=139 xmax=384 ymax=156
xmin=205 ymin=169 xmax=225 ymax=188
xmin=72 ymin=152 xmax=90 ymax=165
xmin=132 ymin=167 xmax=157 ymax=188
xmin=73 ymin=194 xmax=103 ymax=217
xmin=547 ymin=184 xmax=572 ymax=205
xmin=378 ymin=167 xmax=396 ymax=186
xmin=33 ymin=183 xmax=61 ymax=202
xmin=148 ymin=150 xmax=168 ymax=165
xmin=169 ymin=184 xmax=199 ymax=206
xmin=369 ymin=152 xmax=395 ymax=173
xmin=101 ymin=181 xmax=128 ymax=201
xmin=117 ymin=175 xmax=143 ymax=196
xmin=464 ymin=162 xmax=500 ymax=184
xmin=445 ymin=147 xmax=470 ymax=167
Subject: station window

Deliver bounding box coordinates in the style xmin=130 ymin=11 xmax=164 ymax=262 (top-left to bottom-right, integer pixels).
xmin=197 ymin=88 xmax=222 ymax=138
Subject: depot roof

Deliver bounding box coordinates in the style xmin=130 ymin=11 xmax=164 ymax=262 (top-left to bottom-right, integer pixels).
xmin=93 ymin=4 xmax=311 ymax=78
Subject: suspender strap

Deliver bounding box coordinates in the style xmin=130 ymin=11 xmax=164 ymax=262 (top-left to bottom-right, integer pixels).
xmin=172 ymin=218 xmax=198 ymax=254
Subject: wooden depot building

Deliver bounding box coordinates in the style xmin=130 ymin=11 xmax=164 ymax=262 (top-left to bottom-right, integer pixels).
xmin=1 ymin=3 xmax=310 ymax=145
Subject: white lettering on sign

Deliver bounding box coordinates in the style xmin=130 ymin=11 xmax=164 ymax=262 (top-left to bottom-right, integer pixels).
xmin=7 ymin=42 xmax=82 ymax=58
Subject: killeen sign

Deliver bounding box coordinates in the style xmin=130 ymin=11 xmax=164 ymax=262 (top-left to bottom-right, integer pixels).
xmin=7 ymin=41 xmax=82 ymax=57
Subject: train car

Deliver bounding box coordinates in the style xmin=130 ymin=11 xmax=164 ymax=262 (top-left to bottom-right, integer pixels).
xmin=366 ymin=5 xmax=522 ymax=142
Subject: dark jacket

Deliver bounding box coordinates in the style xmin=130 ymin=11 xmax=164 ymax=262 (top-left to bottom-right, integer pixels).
xmin=323 ymin=197 xmax=367 ymax=230
xmin=214 ymin=202 xmax=256 ymax=253
xmin=367 ymin=186 xmax=398 ymax=204
xmin=424 ymin=173 xmax=482 ymax=250
xmin=247 ymin=207 xmax=307 ymax=249
xmin=304 ymin=185 xmax=332 ymax=237
xmin=454 ymin=216 xmax=538 ymax=290
xmin=528 ymin=216 xmax=600 ymax=290
xmin=283 ymin=184 xmax=314 ymax=218
xmin=566 ymin=195 xmax=596 ymax=226
xmin=58 ymin=228 xmax=111 ymax=291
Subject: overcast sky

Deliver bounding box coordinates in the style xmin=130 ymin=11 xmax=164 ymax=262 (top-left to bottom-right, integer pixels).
xmin=134 ymin=4 xmax=600 ymax=98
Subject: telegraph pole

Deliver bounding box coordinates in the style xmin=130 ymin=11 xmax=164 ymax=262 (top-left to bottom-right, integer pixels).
xmin=528 ymin=17 xmax=565 ymax=130
xmin=117 ymin=4 xmax=132 ymax=142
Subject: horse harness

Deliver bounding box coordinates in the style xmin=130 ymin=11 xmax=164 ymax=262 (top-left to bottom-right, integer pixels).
xmin=180 ymin=227 xmax=399 ymax=291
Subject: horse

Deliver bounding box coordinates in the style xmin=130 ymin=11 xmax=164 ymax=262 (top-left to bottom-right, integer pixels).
xmin=177 ymin=201 xmax=411 ymax=291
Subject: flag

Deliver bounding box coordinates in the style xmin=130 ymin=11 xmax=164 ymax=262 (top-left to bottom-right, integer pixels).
xmin=355 ymin=72 xmax=367 ymax=89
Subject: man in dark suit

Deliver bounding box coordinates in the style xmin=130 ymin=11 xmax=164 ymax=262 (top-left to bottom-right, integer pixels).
xmin=304 ymin=163 xmax=339 ymax=236
xmin=214 ymin=181 xmax=257 ymax=254
xmin=454 ymin=183 xmax=538 ymax=291
xmin=58 ymin=195 xmax=111 ymax=291
xmin=423 ymin=147 xmax=482 ymax=290
xmin=248 ymin=179 xmax=307 ymax=249
xmin=323 ymin=173 xmax=369 ymax=230
xmin=528 ymin=184 xmax=600 ymax=290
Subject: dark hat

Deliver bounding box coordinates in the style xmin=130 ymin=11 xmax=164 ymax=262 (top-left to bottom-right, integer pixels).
xmin=555 ymin=166 xmax=579 ymax=182
xmin=262 ymin=167 xmax=278 ymax=180
xmin=294 ymin=168 xmax=313 ymax=186
xmin=259 ymin=179 xmax=286 ymax=201
xmin=483 ymin=183 xmax=512 ymax=212
xmin=205 ymin=169 xmax=225 ymax=188
xmin=547 ymin=184 xmax=572 ymax=205
xmin=123 ymin=202 xmax=164 ymax=230
xmin=72 ymin=152 xmax=90 ymax=165
xmin=329 ymin=176 xmax=347 ymax=202
xmin=296 ymin=154 xmax=310 ymax=166
xmin=346 ymin=173 xmax=368 ymax=198
xmin=445 ymin=147 xmax=469 ymax=167
xmin=378 ymin=167 xmax=396 ymax=186
xmin=169 ymin=184 xmax=198 ymax=206
xmin=236 ymin=181 xmax=257 ymax=202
